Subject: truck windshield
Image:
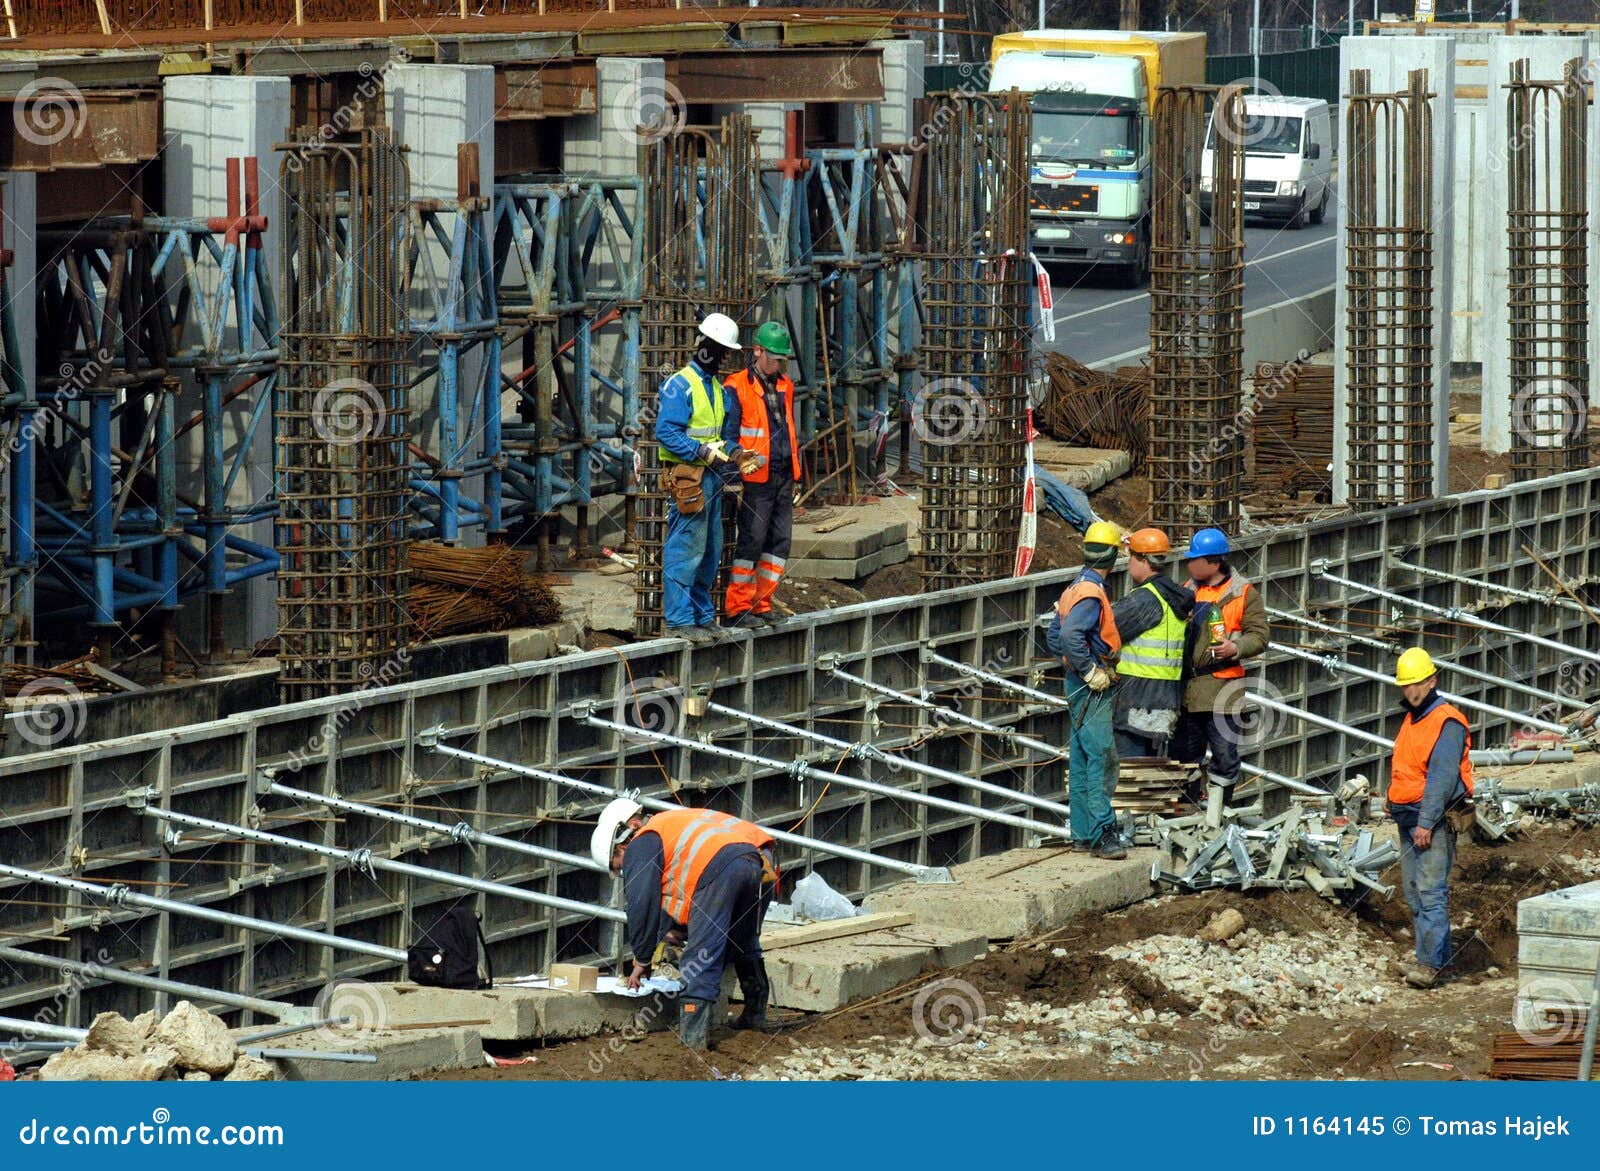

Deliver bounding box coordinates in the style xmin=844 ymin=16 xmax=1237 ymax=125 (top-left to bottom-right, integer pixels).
xmin=1033 ymin=111 xmax=1139 ymax=166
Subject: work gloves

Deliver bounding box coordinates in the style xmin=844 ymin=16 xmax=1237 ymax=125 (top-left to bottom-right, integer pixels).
xmin=1084 ymin=665 xmax=1114 ymax=693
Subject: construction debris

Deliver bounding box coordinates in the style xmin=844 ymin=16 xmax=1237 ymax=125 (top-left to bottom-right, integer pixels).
xmin=40 ymin=1003 xmax=272 ymax=1083
xmin=1036 ymin=354 xmax=1151 ymax=466
xmin=1197 ymin=908 xmax=1248 ymax=944
xmin=409 ymin=542 xmax=561 ymax=638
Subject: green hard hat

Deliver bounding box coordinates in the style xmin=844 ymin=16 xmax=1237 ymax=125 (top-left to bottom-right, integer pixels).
xmin=753 ymin=320 xmax=793 ymax=357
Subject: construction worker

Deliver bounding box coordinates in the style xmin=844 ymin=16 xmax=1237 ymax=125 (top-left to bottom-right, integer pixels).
xmin=1388 ymin=647 xmax=1474 ymax=990
xmin=591 ymin=798 xmax=779 ymax=1050
xmin=1111 ymin=527 xmax=1194 ymax=757
xmin=1175 ymin=527 xmax=1270 ymax=800
xmin=723 ymin=321 xmax=802 ymax=628
xmin=1045 ymin=521 xmax=1127 ymax=859
xmin=656 ymin=313 xmax=753 ymax=644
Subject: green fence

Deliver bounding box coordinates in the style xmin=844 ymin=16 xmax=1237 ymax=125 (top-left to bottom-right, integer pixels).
xmin=1206 ymin=45 xmax=1339 ymax=103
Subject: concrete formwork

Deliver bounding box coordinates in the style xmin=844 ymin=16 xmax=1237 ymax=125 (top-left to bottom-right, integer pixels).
xmin=3 ymin=464 xmax=1600 ymax=1028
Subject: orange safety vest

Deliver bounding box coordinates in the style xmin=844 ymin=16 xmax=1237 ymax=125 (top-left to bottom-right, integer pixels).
xmin=1056 ymin=576 xmax=1121 ymax=666
xmin=724 ymin=367 xmax=802 ymax=483
xmin=1193 ymin=575 xmax=1253 ymax=680
xmin=643 ymin=808 xmax=776 ymax=926
xmin=1389 ymin=700 xmax=1475 ymax=806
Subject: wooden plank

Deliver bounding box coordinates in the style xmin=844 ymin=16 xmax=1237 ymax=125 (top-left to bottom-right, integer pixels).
xmin=760 ymin=912 xmax=914 ymax=951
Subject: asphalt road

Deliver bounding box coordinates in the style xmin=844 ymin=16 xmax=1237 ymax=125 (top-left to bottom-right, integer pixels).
xmin=1045 ymin=204 xmax=1338 ymax=367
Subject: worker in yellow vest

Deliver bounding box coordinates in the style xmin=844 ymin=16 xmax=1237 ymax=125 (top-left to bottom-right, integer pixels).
xmin=1111 ymin=527 xmax=1194 ymax=757
xmin=1388 ymin=647 xmax=1474 ymax=989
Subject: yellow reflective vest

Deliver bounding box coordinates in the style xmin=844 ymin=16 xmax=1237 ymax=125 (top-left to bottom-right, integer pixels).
xmin=1117 ymin=580 xmax=1186 ymax=681
xmin=659 ymin=364 xmax=726 ymax=465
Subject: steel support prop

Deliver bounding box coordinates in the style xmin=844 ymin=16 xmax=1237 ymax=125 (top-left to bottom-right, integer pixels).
xmin=0 ymin=1016 xmax=88 ymax=1044
xmin=0 ymin=861 xmax=405 ymax=962
xmin=1389 ymin=557 xmax=1587 ymax=616
xmin=138 ymin=803 xmax=626 ymax=924
xmin=1314 ymin=561 xmax=1600 ymax=668
xmin=415 ymin=729 xmax=953 ymax=883
xmin=575 ymin=703 xmax=1072 ymax=842
xmin=1242 ymin=690 xmax=1560 ymax=764
xmin=920 ymin=648 xmax=1066 ymax=708
xmin=703 ymin=699 xmax=1071 ymax=819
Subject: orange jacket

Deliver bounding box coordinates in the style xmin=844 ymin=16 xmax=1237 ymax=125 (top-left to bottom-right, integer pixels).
xmin=726 ymin=367 xmax=802 ymax=483
xmin=1056 ymin=577 xmax=1122 ymax=667
xmin=643 ymin=808 xmax=776 ymax=925
xmin=1192 ymin=576 xmax=1253 ymax=681
xmin=1389 ymin=701 xmax=1475 ymax=806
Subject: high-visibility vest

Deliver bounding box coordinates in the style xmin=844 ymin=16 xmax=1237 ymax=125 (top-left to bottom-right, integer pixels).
xmin=1193 ymin=575 xmax=1253 ymax=680
xmin=658 ymin=364 xmax=726 ymax=465
xmin=1389 ymin=699 xmax=1475 ymax=806
xmin=725 ymin=367 xmax=802 ymax=483
xmin=1056 ymin=575 xmax=1121 ymax=667
xmin=644 ymin=808 xmax=775 ymax=926
xmin=1118 ymin=580 xmax=1185 ymax=680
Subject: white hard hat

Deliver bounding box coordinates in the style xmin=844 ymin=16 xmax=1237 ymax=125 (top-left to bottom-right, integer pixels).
xmin=590 ymin=796 xmax=644 ymax=868
xmin=698 ymin=312 xmax=741 ymax=350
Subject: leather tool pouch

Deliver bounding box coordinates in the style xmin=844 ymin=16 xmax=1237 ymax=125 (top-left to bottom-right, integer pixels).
xmin=668 ymin=462 xmax=705 ymax=514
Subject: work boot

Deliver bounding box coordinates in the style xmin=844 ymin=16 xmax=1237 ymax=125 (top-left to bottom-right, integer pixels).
xmin=678 ymin=996 xmax=716 ymax=1051
xmin=731 ymin=960 xmax=777 ymax=1033
xmin=667 ymin=624 xmax=705 ymax=644
xmin=758 ymin=611 xmax=783 ymax=627
xmin=1091 ymin=828 xmax=1129 ymax=860
xmin=724 ymin=611 xmax=764 ymax=630
xmin=1404 ymin=964 xmax=1440 ymax=989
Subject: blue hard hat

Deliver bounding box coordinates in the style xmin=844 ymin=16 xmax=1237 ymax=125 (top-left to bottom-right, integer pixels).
xmin=1184 ymin=527 xmax=1231 ymax=560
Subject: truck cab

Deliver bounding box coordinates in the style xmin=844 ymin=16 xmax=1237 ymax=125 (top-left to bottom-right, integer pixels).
xmin=1201 ymin=95 xmax=1332 ymax=229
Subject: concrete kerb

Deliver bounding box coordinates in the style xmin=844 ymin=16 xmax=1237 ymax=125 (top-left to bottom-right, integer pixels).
xmin=759 ymin=922 xmax=989 ymax=1012
xmin=364 ymin=982 xmax=681 ymax=1043
xmin=268 ymin=1026 xmax=485 ymax=1081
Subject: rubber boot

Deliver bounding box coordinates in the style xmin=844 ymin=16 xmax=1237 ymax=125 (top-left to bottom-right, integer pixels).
xmin=732 ymin=958 xmax=776 ymax=1032
xmin=678 ymin=996 xmax=715 ymax=1051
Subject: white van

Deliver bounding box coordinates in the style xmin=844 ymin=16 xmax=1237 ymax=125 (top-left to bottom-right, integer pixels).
xmin=1201 ymin=95 xmax=1332 ymax=229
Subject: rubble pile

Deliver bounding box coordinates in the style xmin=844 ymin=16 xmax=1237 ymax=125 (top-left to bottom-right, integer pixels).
xmin=39 ymin=1001 xmax=278 ymax=1082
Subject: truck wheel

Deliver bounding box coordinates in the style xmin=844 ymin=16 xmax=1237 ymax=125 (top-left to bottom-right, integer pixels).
xmin=1117 ymin=240 xmax=1150 ymax=288
xmin=1308 ymin=186 xmax=1330 ymax=225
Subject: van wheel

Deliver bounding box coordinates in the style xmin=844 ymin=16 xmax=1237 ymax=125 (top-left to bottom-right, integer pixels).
xmin=1308 ymin=186 xmax=1329 ymax=225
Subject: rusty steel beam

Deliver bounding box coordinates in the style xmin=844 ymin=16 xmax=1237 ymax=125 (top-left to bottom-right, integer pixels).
xmin=0 ymin=88 xmax=160 ymax=171
xmin=495 ymin=61 xmax=597 ymax=119
xmin=668 ymin=47 xmax=884 ymax=105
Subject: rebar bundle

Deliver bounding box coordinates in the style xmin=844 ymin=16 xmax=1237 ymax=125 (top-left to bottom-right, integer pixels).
xmin=1506 ymin=57 xmax=1591 ymax=481
xmin=1147 ymin=85 xmax=1246 ymax=530
xmin=275 ymin=96 xmax=412 ymax=701
xmin=916 ymin=91 xmax=1033 ymax=591
xmin=633 ymin=116 xmax=759 ymax=637
xmin=1343 ymin=69 xmax=1436 ymax=507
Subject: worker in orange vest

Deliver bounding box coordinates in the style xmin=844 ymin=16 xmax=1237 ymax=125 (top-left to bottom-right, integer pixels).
xmin=1045 ymin=521 xmax=1128 ymax=859
xmin=591 ymin=798 xmax=780 ymax=1049
xmin=723 ymin=321 xmax=803 ymax=628
xmin=1388 ymin=647 xmax=1474 ymax=989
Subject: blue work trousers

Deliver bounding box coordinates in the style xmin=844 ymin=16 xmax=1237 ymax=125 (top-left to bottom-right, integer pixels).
xmin=1398 ymin=822 xmax=1457 ymax=971
xmin=1065 ymin=675 xmax=1119 ymax=843
xmin=681 ymin=851 xmax=767 ymax=1002
xmin=662 ymin=476 xmax=723 ymax=629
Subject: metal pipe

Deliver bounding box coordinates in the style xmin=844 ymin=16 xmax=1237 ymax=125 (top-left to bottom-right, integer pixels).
xmin=920 ymin=648 xmax=1067 ymax=708
xmin=247 ymin=1047 xmax=376 ymax=1065
xmin=0 ymin=861 xmax=405 ymax=963
xmin=235 ymin=1019 xmax=341 ymax=1046
xmin=1580 ymin=952 xmax=1600 ymax=1081
xmin=704 ymin=700 xmax=1072 ymax=819
xmin=0 ymin=944 xmax=299 ymax=1021
xmin=1389 ymin=558 xmax=1587 ymax=615
xmin=1243 ymin=691 xmax=1394 ymax=750
xmin=265 ymin=778 xmax=609 ymax=875
xmin=140 ymin=805 xmax=626 ymax=924
xmin=1472 ymin=748 xmax=1575 ymax=765
xmin=0 ymin=1016 xmax=86 ymax=1044
xmin=417 ymin=731 xmax=951 ymax=883
xmin=577 ymin=706 xmax=1072 ymax=842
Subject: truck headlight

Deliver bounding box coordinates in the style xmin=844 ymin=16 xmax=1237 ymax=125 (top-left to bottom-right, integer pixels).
xmin=1200 ymin=176 xmax=1213 ymax=193
xmin=1278 ymin=180 xmax=1300 ymax=197
xmin=1104 ymin=231 xmax=1136 ymax=246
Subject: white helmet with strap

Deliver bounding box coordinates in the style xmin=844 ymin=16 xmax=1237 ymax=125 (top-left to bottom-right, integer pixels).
xmin=590 ymin=796 xmax=644 ymax=868
xmin=698 ymin=312 xmax=741 ymax=350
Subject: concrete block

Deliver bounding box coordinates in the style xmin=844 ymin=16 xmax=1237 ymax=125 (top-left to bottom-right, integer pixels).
xmin=791 ymin=520 xmax=905 ymax=561
xmin=386 ymin=64 xmax=495 ymax=200
xmin=763 ymin=922 xmax=987 ymax=1012
xmin=505 ymin=628 xmax=555 ymax=663
xmin=864 ymin=846 xmax=1156 ymax=940
xmin=1517 ymin=880 xmax=1600 ymax=936
xmin=271 ymin=1027 xmax=483 ymax=1081
xmin=787 ymin=541 xmax=909 ymax=581
xmin=364 ymin=981 xmax=674 ymax=1042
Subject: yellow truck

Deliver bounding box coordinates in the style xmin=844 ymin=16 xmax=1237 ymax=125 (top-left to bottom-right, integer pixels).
xmin=990 ymin=29 xmax=1206 ymax=285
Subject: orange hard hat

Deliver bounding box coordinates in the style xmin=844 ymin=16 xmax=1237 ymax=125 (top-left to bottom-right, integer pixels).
xmin=1126 ymin=527 xmax=1171 ymax=556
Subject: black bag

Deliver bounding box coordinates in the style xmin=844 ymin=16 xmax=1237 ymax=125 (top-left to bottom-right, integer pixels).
xmin=407 ymin=903 xmax=493 ymax=989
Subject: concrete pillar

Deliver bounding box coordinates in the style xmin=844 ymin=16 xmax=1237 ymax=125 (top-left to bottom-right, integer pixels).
xmin=1481 ymin=35 xmax=1588 ymax=454
xmin=386 ymin=63 xmax=494 ymax=199
xmin=1 ymin=172 xmax=36 ymax=407
xmin=745 ymin=103 xmax=796 ymax=163
xmin=873 ymin=37 xmax=925 ymax=145
xmin=564 ymin=57 xmax=666 ymax=178
xmin=1332 ymin=35 xmax=1455 ymax=505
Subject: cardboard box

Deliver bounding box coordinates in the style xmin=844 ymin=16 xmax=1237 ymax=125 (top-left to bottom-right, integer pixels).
xmin=548 ymin=963 xmax=599 ymax=992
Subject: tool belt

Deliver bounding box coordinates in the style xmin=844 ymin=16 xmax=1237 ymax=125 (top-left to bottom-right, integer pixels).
xmin=668 ymin=461 xmax=706 ymax=514
xmin=1445 ymin=803 xmax=1476 ymax=835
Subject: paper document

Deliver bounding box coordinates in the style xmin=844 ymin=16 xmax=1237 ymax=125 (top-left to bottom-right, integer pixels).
xmin=500 ymin=974 xmax=683 ymax=998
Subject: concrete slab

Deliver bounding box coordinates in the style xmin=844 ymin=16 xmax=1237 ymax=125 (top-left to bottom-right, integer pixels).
xmin=270 ymin=1026 xmax=483 ymax=1082
xmin=787 ymin=542 xmax=909 ymax=582
xmin=791 ymin=517 xmax=905 ymax=560
xmin=364 ymin=982 xmax=676 ymax=1042
xmin=1033 ymin=443 xmax=1133 ymax=493
xmin=761 ymin=922 xmax=987 ymax=1012
xmin=864 ymin=846 xmax=1157 ymax=940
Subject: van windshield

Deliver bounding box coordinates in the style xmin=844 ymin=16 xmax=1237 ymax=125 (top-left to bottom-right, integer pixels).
xmin=1242 ymin=114 xmax=1304 ymax=155
xmin=1033 ymin=110 xmax=1140 ymax=166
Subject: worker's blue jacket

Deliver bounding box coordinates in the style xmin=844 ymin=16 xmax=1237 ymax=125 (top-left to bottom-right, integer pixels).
xmin=655 ymin=357 xmax=740 ymax=465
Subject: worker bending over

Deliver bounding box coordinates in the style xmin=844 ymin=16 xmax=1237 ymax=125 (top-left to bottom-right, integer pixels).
xmin=1111 ymin=527 xmax=1193 ymax=757
xmin=592 ymin=798 xmax=779 ymax=1050
xmin=1388 ymin=648 xmax=1473 ymax=990
xmin=723 ymin=321 xmax=802 ymax=628
xmin=1175 ymin=528 xmax=1270 ymax=801
xmin=1046 ymin=522 xmax=1127 ymax=859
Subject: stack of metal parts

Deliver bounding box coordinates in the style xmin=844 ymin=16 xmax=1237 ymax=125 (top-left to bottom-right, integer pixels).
xmin=275 ymin=96 xmax=413 ymax=701
xmin=916 ymin=91 xmax=1033 ymax=591
xmin=633 ymin=116 xmax=759 ymax=637
xmin=1343 ymin=68 xmax=1436 ymax=507
xmin=1505 ymin=56 xmax=1591 ymax=482
xmin=1147 ymin=86 xmax=1245 ymax=530
xmin=1152 ymin=785 xmax=1398 ymax=901
xmin=1251 ymin=359 xmax=1335 ymax=494
xmin=1474 ymin=778 xmax=1600 ymax=839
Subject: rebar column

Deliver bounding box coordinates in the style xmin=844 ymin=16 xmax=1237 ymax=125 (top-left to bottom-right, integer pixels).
xmin=1506 ymin=57 xmax=1590 ymax=481
xmin=916 ymin=91 xmax=1033 ymax=591
xmin=275 ymin=95 xmax=413 ymax=701
xmin=1147 ymin=85 xmax=1246 ymax=531
xmin=1343 ymin=68 xmax=1436 ymax=507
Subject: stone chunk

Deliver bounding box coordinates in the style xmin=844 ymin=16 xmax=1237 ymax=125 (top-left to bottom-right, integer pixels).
xmin=154 ymin=1001 xmax=237 ymax=1075
xmin=223 ymin=1053 xmax=279 ymax=1082
xmin=83 ymin=1011 xmax=144 ymax=1057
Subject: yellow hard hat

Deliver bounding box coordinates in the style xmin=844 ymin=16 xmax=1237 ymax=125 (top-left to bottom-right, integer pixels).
xmin=1394 ymin=647 xmax=1437 ymax=687
xmin=1083 ymin=521 xmax=1123 ymax=548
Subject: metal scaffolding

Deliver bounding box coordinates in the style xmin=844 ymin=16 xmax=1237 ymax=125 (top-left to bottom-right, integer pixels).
xmin=1343 ymin=68 xmax=1436 ymax=507
xmin=1506 ymin=56 xmax=1591 ymax=481
xmin=1148 ymin=85 xmax=1246 ymax=530
xmin=916 ymin=91 xmax=1033 ymax=591
xmin=275 ymin=99 xmax=413 ymax=701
